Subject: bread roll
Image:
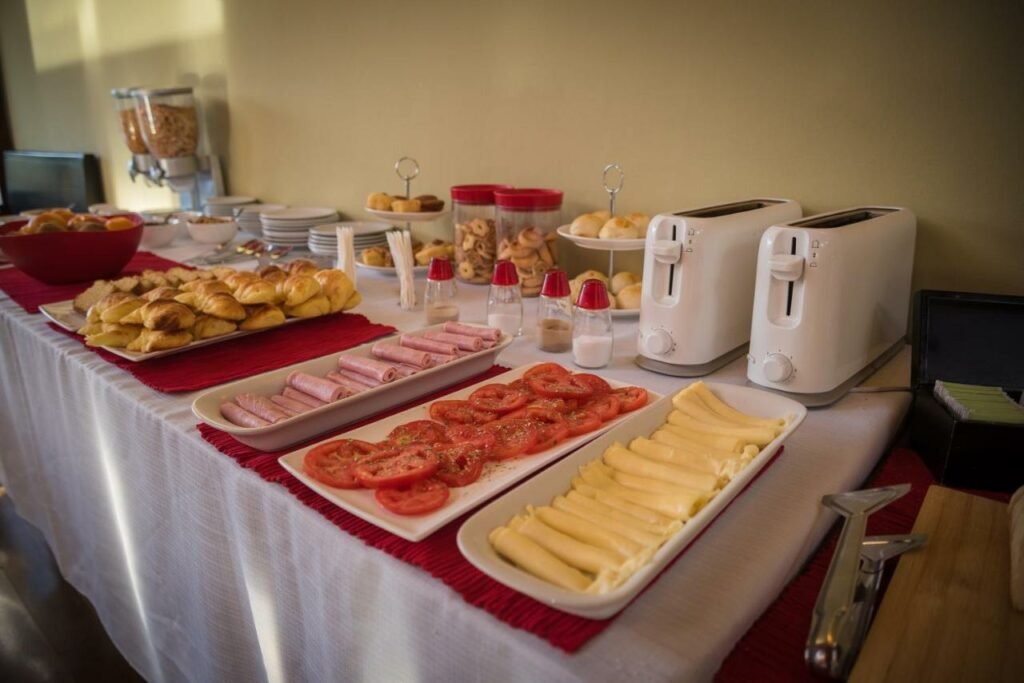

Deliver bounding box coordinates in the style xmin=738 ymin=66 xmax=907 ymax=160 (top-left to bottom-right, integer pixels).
xmin=390 ymin=198 xmax=421 ymax=213
xmin=235 ymin=279 xmax=279 ymax=305
xmin=624 ymin=213 xmax=650 ymax=231
xmin=199 ymin=293 xmax=247 ymax=321
xmin=141 ymin=300 xmax=196 ymax=332
xmin=285 ymin=294 xmax=330 ymax=318
xmin=611 ymin=271 xmax=641 ymax=295
xmin=367 ymin=192 xmax=393 ymax=210
xmin=591 ymin=210 xmax=611 ymax=221
xmin=616 ymin=282 xmax=642 ymax=309
xmin=240 ymin=304 xmax=286 ymax=330
xmin=599 ymin=217 xmax=641 ymax=240
xmin=569 ymin=213 xmax=603 ymax=238
xmin=192 ymin=315 xmax=238 ymax=339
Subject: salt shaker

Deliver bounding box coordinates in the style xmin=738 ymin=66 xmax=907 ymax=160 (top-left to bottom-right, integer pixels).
xmin=572 ymin=279 xmax=613 ymax=368
xmin=536 ymin=269 xmax=572 ymax=353
xmin=487 ymin=260 xmax=523 ymax=336
xmin=424 ymin=257 xmax=459 ymax=325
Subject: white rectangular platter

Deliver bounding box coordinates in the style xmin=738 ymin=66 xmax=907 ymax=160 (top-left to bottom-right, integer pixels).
xmin=193 ymin=323 xmax=513 ymax=451
xmin=278 ymin=363 xmax=662 ymax=542
xmin=456 ymin=382 xmax=807 ymax=619
xmin=40 ymin=298 xmax=350 ymax=363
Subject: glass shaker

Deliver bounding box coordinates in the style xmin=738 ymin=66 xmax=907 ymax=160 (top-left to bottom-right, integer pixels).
xmin=424 ymin=257 xmax=459 ymax=325
xmin=572 ymin=279 xmax=613 ymax=368
xmin=487 ymin=260 xmax=523 ymax=336
xmin=536 ymin=269 xmax=572 ymax=353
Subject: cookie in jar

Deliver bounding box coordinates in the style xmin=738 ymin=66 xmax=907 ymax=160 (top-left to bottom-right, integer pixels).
xmin=451 ymin=184 xmax=511 ymax=284
xmin=494 ymin=188 xmax=563 ymax=297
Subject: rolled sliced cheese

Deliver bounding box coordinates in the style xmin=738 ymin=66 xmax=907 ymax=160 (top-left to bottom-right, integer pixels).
xmin=684 ymin=381 xmax=786 ymax=429
xmin=533 ymin=505 xmax=643 ymax=557
xmin=574 ymin=465 xmax=702 ymax=520
xmin=552 ymin=494 xmax=666 ymax=547
xmin=508 ymin=514 xmax=627 ymax=574
xmin=572 ymin=482 xmax=676 ymax=528
xmin=666 ymin=410 xmax=776 ymax=446
xmin=604 ymin=443 xmax=719 ymax=492
xmin=628 ymin=437 xmax=719 ymax=475
xmin=488 ymin=526 xmax=590 ymax=592
xmin=654 ymin=425 xmax=743 ymax=454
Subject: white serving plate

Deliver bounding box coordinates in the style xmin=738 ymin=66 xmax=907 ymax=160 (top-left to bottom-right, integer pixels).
xmin=457 ymin=382 xmax=807 ymax=618
xmin=365 ymin=208 xmax=448 ymax=223
xmin=355 ymin=262 xmax=429 ymax=276
xmin=193 ymin=323 xmax=514 ymax=451
xmin=312 ymin=221 xmax=391 ymax=237
xmin=40 ymin=299 xmax=359 ymax=363
xmin=556 ymin=224 xmax=645 ymax=251
xmin=277 ymin=362 xmax=662 ymax=541
xmin=262 ymin=207 xmax=338 ymax=221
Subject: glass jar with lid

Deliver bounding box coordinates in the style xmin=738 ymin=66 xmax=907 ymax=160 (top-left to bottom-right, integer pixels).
xmin=494 ymin=188 xmax=563 ymax=297
xmin=133 ymin=87 xmax=199 ymax=159
xmin=451 ymin=184 xmax=512 ymax=285
xmin=111 ymin=87 xmax=149 ymax=155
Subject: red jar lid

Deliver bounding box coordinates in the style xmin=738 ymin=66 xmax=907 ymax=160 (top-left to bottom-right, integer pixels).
xmin=427 ymin=257 xmax=454 ymax=281
xmin=540 ymin=269 xmax=570 ymax=298
xmin=494 ymin=188 xmax=563 ymax=210
xmin=451 ymin=184 xmax=513 ymax=205
xmin=492 ymin=260 xmax=519 ymax=286
xmin=576 ymin=279 xmax=610 ymax=310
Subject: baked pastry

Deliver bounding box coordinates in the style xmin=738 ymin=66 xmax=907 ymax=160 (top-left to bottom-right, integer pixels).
xmin=127 ymin=329 xmax=193 ymax=353
xmin=167 ymin=266 xmax=199 ymax=283
xmin=118 ymin=305 xmax=144 ymax=325
xmin=198 ymin=293 xmax=247 ymax=321
xmin=284 ymin=294 xmax=330 ymax=318
xmin=342 ymin=291 xmax=361 ymax=311
xmin=415 ymin=195 xmax=445 ymax=212
xmin=616 ymin=282 xmax=642 ymax=309
xmin=591 ymin=210 xmax=611 ymax=222
xmin=85 ymin=323 xmax=143 ymax=348
xmin=97 ymin=293 xmax=143 ymax=323
xmin=611 ymin=271 xmax=641 ymax=295
xmin=286 ymin=259 xmax=319 ymax=276
xmin=235 ymin=279 xmax=279 ymax=305
xmin=390 ymin=198 xmax=421 ymax=213
xmin=73 ymin=280 xmax=115 ymax=313
xmin=192 ymin=315 xmax=237 ymax=339
xmin=141 ymin=286 xmax=180 ymax=302
xmin=599 ymin=217 xmax=641 ymax=240
xmin=224 ymin=271 xmax=261 ymax=292
xmin=110 ymin=276 xmax=140 ymax=293
xmin=257 ymin=265 xmax=287 ymax=284
xmin=239 ymin=304 xmax=286 ymax=331
xmin=569 ymin=213 xmax=604 ymax=238
xmin=279 ymin=274 xmax=321 ymax=307
xmin=174 ymin=292 xmax=197 ymax=308
xmin=76 ymin=322 xmax=104 ymax=336
xmin=314 ymin=269 xmax=355 ymax=313
xmin=367 ymin=192 xmax=393 ymax=211
xmin=624 ymin=213 xmax=650 ymax=231
xmin=141 ymin=300 xmax=196 ymax=332
xmin=361 ymin=246 xmax=390 ymax=267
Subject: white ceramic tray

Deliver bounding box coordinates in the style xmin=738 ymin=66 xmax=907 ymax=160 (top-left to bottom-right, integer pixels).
xmin=556 ymin=224 xmax=645 ymax=251
xmin=193 ymin=323 xmax=513 ymax=451
xmin=278 ymin=363 xmax=662 ymax=542
xmin=365 ymin=208 xmax=448 ymax=223
xmin=40 ymin=299 xmax=357 ymax=363
xmin=457 ymin=382 xmax=806 ymax=619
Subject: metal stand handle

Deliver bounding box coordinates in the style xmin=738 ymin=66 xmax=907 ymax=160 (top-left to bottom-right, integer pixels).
xmin=395 ymin=156 xmax=419 ymax=232
xmin=602 ymin=163 xmax=624 ymax=279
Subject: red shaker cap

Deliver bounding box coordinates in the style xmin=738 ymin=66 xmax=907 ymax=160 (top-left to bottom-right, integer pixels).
xmin=450 ymin=184 xmax=514 ymax=205
xmin=494 ymin=188 xmax=563 ymax=210
xmin=576 ymin=279 xmax=610 ymax=310
xmin=427 ymin=257 xmax=454 ymax=281
xmin=540 ymin=269 xmax=570 ymax=298
xmin=492 ymin=260 xmax=519 ymax=286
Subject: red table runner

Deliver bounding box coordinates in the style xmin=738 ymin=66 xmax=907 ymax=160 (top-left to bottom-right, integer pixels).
xmin=0 ymin=251 xmax=182 ymax=313
xmin=199 ymin=366 xmax=790 ymax=653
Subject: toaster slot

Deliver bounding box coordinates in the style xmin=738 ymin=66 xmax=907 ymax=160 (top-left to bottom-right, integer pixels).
xmin=674 ymin=199 xmax=782 ymax=219
xmin=794 ymin=208 xmax=895 ymax=229
xmin=668 ymin=224 xmax=677 ymax=297
xmin=786 ymin=237 xmax=796 ymax=316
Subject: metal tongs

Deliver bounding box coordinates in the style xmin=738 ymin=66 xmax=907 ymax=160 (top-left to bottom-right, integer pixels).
xmin=805 ymin=484 xmax=927 ymax=679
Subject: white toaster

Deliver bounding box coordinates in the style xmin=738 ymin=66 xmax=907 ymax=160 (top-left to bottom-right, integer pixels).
xmin=747 ymin=206 xmax=917 ymax=406
xmin=636 ymin=198 xmax=802 ymax=376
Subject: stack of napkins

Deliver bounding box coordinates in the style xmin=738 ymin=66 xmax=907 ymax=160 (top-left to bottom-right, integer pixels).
xmin=933 ymin=381 xmax=1024 ymax=424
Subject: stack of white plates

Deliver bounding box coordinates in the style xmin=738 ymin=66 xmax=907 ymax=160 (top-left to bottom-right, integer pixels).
xmin=234 ymin=203 xmax=288 ymax=236
xmin=307 ymin=221 xmax=391 ymax=257
xmin=205 ymin=195 xmax=257 ymax=217
xmin=260 ymin=207 xmax=339 ymax=247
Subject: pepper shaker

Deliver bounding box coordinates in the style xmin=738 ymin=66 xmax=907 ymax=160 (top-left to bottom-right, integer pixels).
xmin=536 ymin=269 xmax=572 ymax=353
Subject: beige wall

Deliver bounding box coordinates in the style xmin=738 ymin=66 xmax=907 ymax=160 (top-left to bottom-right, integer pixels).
xmin=2 ymin=0 xmax=1022 ymax=293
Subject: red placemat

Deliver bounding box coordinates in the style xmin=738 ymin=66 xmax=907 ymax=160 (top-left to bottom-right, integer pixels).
xmin=0 ymin=251 xmax=182 ymax=313
xmin=49 ymin=313 xmax=395 ymax=393
xmin=198 ymin=366 xmax=790 ymax=653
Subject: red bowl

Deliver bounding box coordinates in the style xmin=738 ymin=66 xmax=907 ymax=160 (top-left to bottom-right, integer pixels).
xmin=0 ymin=213 xmax=144 ymax=284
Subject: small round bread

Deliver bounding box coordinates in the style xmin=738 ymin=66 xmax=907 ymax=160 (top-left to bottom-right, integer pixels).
xmin=141 ymin=300 xmax=197 ymax=332
xmin=574 ymin=269 xmax=609 ymax=284
xmin=569 ymin=213 xmax=604 ymax=238
xmin=591 ymin=210 xmax=611 ymax=222
xmin=624 ymin=213 xmax=650 ymax=231
xmin=611 ymin=271 xmax=641 ymax=295
xmin=240 ymin=304 xmax=286 ymax=331
xmin=367 ymin=192 xmax=393 ymax=211
xmin=390 ymin=198 xmax=422 ymax=213
xmin=616 ymin=282 xmax=642 ymax=309
xmin=599 ymin=217 xmax=641 ymax=240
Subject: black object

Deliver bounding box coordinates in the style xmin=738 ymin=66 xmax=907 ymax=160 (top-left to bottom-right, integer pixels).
xmin=2 ymin=150 xmax=104 ymax=213
xmin=910 ymin=290 xmax=1024 ymax=492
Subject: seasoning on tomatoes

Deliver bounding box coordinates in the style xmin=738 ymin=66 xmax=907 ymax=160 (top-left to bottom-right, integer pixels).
xmin=387 ymin=420 xmax=451 ymax=448
xmin=302 ymin=439 xmax=379 ymax=489
xmin=434 ymin=443 xmax=485 ymax=487
xmin=523 ymin=362 xmax=570 ymax=381
xmin=483 ymin=418 xmax=540 ymax=459
xmin=469 ymin=384 xmax=529 ymax=414
xmin=429 ymin=400 xmax=498 ymax=425
xmin=614 ymin=386 xmax=649 ymax=413
xmin=444 ymin=424 xmax=497 ymax=459
xmin=571 ymin=373 xmax=612 ymax=396
xmin=584 ymin=393 xmax=621 ymax=422
xmin=564 ymin=408 xmax=603 ymax=436
xmin=375 ymin=478 xmax=450 ymax=516
xmin=353 ymin=445 xmax=439 ymax=489
xmin=527 ymin=374 xmax=594 ymax=400
xmin=523 ymin=406 xmax=570 ymax=454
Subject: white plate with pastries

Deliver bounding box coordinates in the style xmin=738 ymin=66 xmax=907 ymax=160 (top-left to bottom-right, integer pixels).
xmin=365 ymin=208 xmax=448 ymax=223
xmin=457 ymin=381 xmax=806 ymax=619
xmin=556 ymin=225 xmax=645 ymax=251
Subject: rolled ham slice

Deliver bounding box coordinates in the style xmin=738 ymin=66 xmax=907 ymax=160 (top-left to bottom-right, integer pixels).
xmin=271 ymin=394 xmax=315 ymax=415
xmin=220 ymin=402 xmax=271 ymax=428
xmin=336 ymin=355 xmax=398 ymax=383
xmin=287 ymin=371 xmax=351 ymax=403
xmin=423 ymin=331 xmax=483 ymax=351
xmin=333 ymin=368 xmax=382 ymax=388
xmin=283 ymin=386 xmax=327 ymax=409
xmin=399 ymin=334 xmax=458 ymax=356
xmin=429 ymin=352 xmax=457 ymax=365
xmin=371 ymin=342 xmax=434 ymax=369
xmin=443 ymin=321 xmax=501 ymax=341
xmin=376 ymin=361 xmax=420 ymax=378
xmin=326 ymin=371 xmax=371 ymax=394
xmin=236 ymin=393 xmax=291 ymax=424
xmin=481 ymin=339 xmax=497 ymax=349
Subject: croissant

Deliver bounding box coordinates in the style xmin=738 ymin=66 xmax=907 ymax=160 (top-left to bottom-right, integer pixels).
xmin=127 ymin=329 xmax=193 ymax=353
xmin=76 ymin=321 xmax=104 ymax=336
xmin=209 ymin=266 xmax=237 ymax=281
xmin=141 ymin=286 xmax=180 ymax=302
xmin=119 ymin=305 xmax=144 ymax=325
xmin=240 ymin=304 xmax=286 ymax=330
xmin=224 ymin=271 xmax=262 ymax=292
xmin=98 ymin=294 xmax=144 ymax=323
xmin=342 ymin=291 xmax=362 ymax=311
xmin=167 ymin=267 xmax=199 ymax=283
xmin=278 ymin=274 xmax=321 ymax=307
xmin=284 ymin=294 xmax=330 ymax=318
xmin=235 ymin=279 xmax=279 ymax=305
xmin=286 ymin=258 xmax=319 ymax=276
xmin=314 ymin=269 xmax=355 ymax=313
xmin=174 ymin=292 xmax=197 ymax=308
xmin=199 ymin=293 xmax=247 ymax=321
xmin=192 ymin=314 xmax=237 ymax=339
xmin=141 ymin=300 xmax=196 ymax=332
xmin=257 ymin=265 xmax=287 ymax=284
xmin=85 ymin=323 xmax=143 ymax=348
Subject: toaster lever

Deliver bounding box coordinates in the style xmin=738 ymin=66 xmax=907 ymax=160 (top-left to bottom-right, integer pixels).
xmin=652 ymin=239 xmax=682 ymax=264
xmin=769 ymin=254 xmax=804 ymax=281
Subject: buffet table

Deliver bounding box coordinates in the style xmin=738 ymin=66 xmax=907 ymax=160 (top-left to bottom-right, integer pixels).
xmin=0 ymin=243 xmax=911 ymax=683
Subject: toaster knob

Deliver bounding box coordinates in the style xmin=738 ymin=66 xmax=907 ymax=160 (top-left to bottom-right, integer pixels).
xmin=644 ymin=329 xmax=673 ymax=355
xmin=763 ymin=353 xmax=794 ymax=383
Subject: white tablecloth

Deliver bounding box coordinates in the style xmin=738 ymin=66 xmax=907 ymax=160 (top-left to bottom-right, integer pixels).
xmin=0 ymin=245 xmax=911 ymax=682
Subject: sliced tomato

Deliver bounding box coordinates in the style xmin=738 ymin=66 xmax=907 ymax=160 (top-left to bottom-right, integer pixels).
xmin=571 ymin=373 xmax=612 ymax=397
xmin=564 ymin=409 xmax=603 ymax=436
xmin=469 ymin=384 xmax=529 ymax=414
xmin=614 ymin=386 xmax=649 ymax=413
xmin=527 ymin=374 xmax=594 ymax=401
xmin=585 ymin=393 xmax=621 ymax=422
xmin=353 ymin=445 xmax=439 ymax=489
xmin=523 ymin=407 xmax=570 ymax=453
xmin=375 ymin=478 xmax=450 ymax=516
xmin=444 ymin=424 xmax=497 ymax=459
xmin=434 ymin=443 xmax=485 ymax=487
xmin=523 ymin=362 xmax=570 ymax=381
xmin=387 ymin=420 xmax=450 ymax=448
xmin=302 ymin=439 xmax=379 ymax=489
xmin=528 ymin=397 xmax=579 ymax=413
xmin=483 ymin=418 xmax=540 ymax=460
xmin=429 ymin=400 xmax=498 ymax=425
xmin=507 ymin=378 xmax=536 ymax=398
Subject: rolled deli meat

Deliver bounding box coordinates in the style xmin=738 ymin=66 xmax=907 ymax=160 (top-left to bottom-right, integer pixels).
xmin=422 ymin=331 xmax=483 ymax=351
xmin=326 ymin=370 xmax=373 ymax=394
xmin=283 ymin=386 xmax=327 ymax=408
xmin=271 ymin=394 xmax=316 ymax=415
xmin=220 ymin=402 xmax=271 ymax=428
xmin=336 ymin=355 xmax=398 ymax=383
xmin=399 ymin=334 xmax=458 ymax=356
xmin=442 ymin=321 xmax=501 ymax=341
xmin=287 ymin=371 xmax=351 ymax=403
xmin=333 ymin=368 xmax=383 ymax=388
xmin=371 ymin=342 xmax=434 ymax=369
xmin=235 ymin=393 xmax=291 ymax=424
